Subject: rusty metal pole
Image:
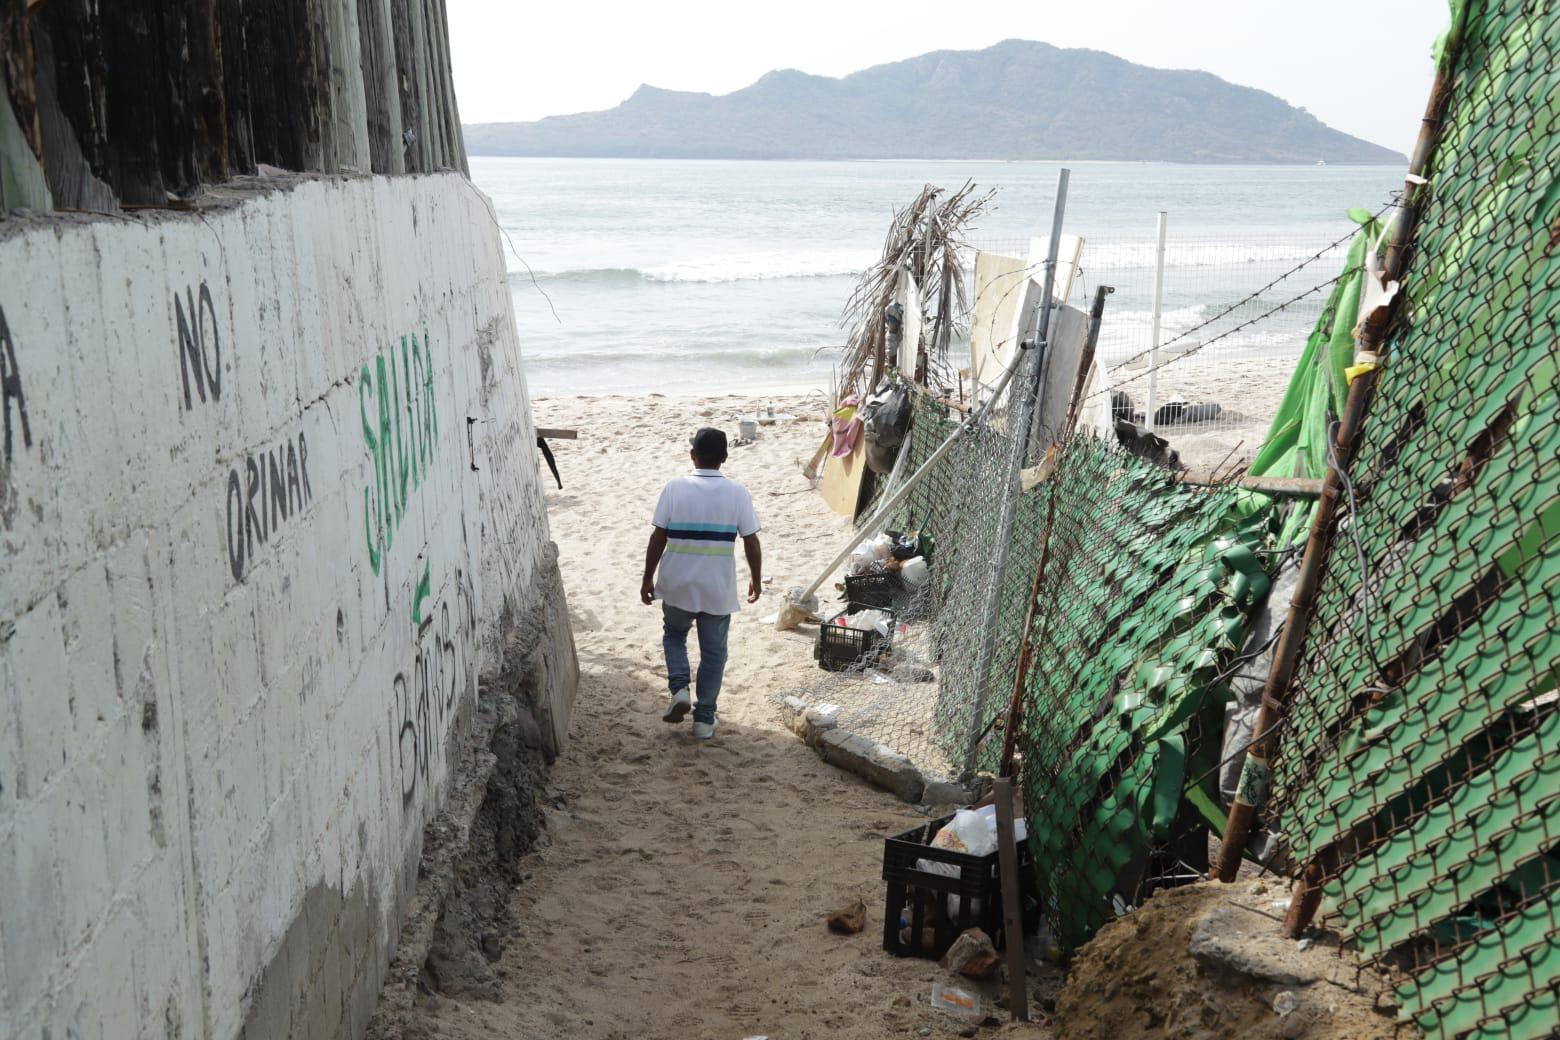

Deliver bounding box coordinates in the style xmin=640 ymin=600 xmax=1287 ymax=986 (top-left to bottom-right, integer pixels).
xmin=997 ymin=493 xmax=1056 ymax=778
xmin=993 ymin=778 xmax=1030 ymax=1022
xmin=996 ymin=284 xmax=1112 ymax=777
xmin=1213 ymin=60 xmax=1460 ymax=886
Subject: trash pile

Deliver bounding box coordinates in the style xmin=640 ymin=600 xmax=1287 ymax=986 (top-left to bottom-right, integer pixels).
xmin=840 ymin=529 xmax=931 ymax=612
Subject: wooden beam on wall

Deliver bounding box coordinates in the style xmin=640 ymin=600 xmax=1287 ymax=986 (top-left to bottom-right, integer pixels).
xmin=356 ymin=0 xmax=404 ymax=174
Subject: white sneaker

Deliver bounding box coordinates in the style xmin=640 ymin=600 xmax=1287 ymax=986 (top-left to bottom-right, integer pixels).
xmin=693 ymin=718 xmax=718 ymax=741
xmin=662 ymin=688 xmax=692 ymax=723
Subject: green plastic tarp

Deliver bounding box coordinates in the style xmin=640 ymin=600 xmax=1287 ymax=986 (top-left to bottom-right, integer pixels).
xmin=1245 ymin=209 xmax=1383 ymax=546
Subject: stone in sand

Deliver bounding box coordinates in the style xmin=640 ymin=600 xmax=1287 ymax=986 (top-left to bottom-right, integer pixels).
xmin=941 ymin=928 xmax=1001 ymax=979
xmin=826 ymin=898 xmax=867 ymax=934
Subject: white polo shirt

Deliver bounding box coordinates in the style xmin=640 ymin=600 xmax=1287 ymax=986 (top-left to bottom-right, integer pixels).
xmin=652 ymin=469 xmax=761 ymax=615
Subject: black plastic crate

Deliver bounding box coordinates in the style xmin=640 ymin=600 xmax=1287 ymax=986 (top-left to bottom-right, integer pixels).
xmin=844 ymin=571 xmax=910 ymax=610
xmin=881 ymin=814 xmax=1037 ymax=959
xmin=814 ymin=608 xmax=894 ymax=671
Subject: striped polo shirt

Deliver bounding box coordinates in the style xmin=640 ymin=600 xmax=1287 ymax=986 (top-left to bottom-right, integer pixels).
xmin=652 ymin=469 xmax=762 ymax=615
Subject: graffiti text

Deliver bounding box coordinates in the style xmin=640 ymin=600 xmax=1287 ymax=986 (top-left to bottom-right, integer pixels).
xmin=361 ymin=332 xmax=440 ymax=574
xmin=226 ymin=431 xmax=313 ymax=581
xmin=175 ymin=283 xmax=222 ymax=410
xmin=393 ymin=573 xmax=475 ymax=810
xmin=0 ymin=306 xmax=31 ymax=462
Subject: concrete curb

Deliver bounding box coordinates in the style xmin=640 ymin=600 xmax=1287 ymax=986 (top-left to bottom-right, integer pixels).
xmin=780 ymin=696 xmax=985 ymax=806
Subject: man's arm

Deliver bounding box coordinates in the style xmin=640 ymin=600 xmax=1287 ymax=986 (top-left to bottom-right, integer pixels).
xmin=742 ymin=533 xmax=762 ymax=603
xmin=641 ymin=527 xmax=668 ymax=605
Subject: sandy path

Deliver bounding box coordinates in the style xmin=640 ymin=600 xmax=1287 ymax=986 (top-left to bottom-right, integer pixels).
xmin=398 ymin=392 xmax=1051 ymax=1040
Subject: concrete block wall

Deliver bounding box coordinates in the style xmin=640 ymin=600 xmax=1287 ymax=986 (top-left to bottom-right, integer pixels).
xmin=0 ymin=172 xmax=565 ymax=1039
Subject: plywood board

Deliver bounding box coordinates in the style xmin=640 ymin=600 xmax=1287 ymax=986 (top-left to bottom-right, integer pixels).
xmin=1029 ymin=233 xmax=1086 ymax=306
xmin=968 ymin=251 xmax=1030 ymax=390
xmin=820 ymin=432 xmax=869 ymax=516
xmin=1032 ymin=303 xmax=1090 ymax=447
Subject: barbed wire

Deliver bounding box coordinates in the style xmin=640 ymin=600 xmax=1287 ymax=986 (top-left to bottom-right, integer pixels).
xmin=1088 ymin=197 xmax=1395 ymax=374
xmin=1085 ymin=269 xmax=1349 ymax=398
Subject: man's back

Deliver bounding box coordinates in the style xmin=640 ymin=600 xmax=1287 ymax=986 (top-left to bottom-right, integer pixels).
xmin=651 ymin=469 xmax=760 ymax=615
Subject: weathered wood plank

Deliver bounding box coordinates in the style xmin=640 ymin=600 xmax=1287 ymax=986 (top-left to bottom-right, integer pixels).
xmin=356 ymin=0 xmax=404 ymax=174
xmin=4 ymin=0 xmax=468 ymax=213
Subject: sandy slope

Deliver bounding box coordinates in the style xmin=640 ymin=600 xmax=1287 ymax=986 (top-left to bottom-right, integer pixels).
xmin=393 ymin=392 xmax=1054 ymax=1039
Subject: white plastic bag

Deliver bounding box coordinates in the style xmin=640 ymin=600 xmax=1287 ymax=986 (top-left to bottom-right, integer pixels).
xmin=931 ymin=808 xmax=999 ymax=857
xmin=842 ymin=609 xmax=890 ymax=634
xmin=915 ymin=807 xmax=1029 ymax=918
xmin=928 ymin=806 xmax=1027 ymax=859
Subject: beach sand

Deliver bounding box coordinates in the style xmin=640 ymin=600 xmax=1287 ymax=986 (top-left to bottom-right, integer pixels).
xmin=390 ymin=351 xmax=1295 ymax=1038
xmin=392 ymin=391 xmax=1057 ymax=1039
xmin=1104 ymin=354 xmax=1295 ymax=472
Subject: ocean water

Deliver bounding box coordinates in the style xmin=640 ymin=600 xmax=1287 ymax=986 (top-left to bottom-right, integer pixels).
xmin=471 ymin=158 xmax=1404 ymax=394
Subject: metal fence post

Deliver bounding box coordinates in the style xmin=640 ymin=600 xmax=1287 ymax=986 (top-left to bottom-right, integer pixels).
xmin=962 ymin=168 xmax=1069 ymax=778
xmin=1144 ymin=211 xmax=1168 ymax=432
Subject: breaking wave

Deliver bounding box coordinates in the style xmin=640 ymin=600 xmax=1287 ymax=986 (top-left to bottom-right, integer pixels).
xmin=512 ymin=250 xmax=873 ymax=286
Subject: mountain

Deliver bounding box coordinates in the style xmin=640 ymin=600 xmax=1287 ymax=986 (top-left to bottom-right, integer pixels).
xmin=463 ymin=40 xmax=1404 ymax=164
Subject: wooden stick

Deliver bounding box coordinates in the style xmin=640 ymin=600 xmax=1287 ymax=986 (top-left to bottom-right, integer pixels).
xmin=993 ymin=778 xmax=1029 ymax=1022
xmin=996 ymin=284 xmax=1108 ymax=774
xmin=534 ymin=428 xmax=578 ymax=440
xmin=1215 ymin=49 xmax=1460 ymax=889
xmin=997 ymin=493 xmax=1055 ymax=776
xmin=1178 ymin=472 xmax=1323 ymax=496
xmin=802 ymin=430 xmax=832 ymax=480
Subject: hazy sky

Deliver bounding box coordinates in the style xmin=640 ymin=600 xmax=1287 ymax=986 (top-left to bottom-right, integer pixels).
xmin=446 ymin=0 xmax=1446 ymax=155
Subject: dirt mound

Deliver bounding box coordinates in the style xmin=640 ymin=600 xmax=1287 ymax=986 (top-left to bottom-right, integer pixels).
xmin=1055 ymin=880 xmax=1405 ymax=1040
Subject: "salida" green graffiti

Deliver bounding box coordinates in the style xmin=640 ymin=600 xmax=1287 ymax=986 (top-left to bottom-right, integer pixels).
xmin=360 ymin=332 xmax=439 ymax=574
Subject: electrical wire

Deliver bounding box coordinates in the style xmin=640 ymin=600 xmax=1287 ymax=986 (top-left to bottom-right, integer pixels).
xmin=1326 ymin=417 xmax=1395 ymax=687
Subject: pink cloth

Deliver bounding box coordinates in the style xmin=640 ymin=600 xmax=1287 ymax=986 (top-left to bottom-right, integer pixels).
xmin=830 ymin=416 xmax=863 ymax=458
xmin=830 ymin=398 xmax=862 ymax=458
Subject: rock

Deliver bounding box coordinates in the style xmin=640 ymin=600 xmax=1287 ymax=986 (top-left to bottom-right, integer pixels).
xmin=513 ymin=709 xmax=544 ymax=750
xmin=479 ymin=933 xmax=502 ymax=962
xmin=922 ymin=778 xmax=978 ymax=807
xmin=826 ymin=898 xmax=867 ymax=934
xmin=780 ymin=697 xmax=809 ymax=736
xmin=1188 ymin=905 xmax=1320 ymax=987
xmin=940 ymin=928 xmax=1001 ymax=980
xmin=803 ymin=704 xmax=840 ymax=739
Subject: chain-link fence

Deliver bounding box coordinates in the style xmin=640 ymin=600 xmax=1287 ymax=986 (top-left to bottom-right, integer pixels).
xmin=967 ymin=225 xmax=1368 ymax=472
xmin=782 ymin=336 xmax=1051 ymax=787
xmin=1261 ymin=1 xmax=1560 ymax=1035
xmin=782 ymin=230 xmax=1355 ymax=791
xmin=1013 ymin=436 xmax=1276 ymax=950
xmin=789 ymin=10 xmax=1555 ymax=1023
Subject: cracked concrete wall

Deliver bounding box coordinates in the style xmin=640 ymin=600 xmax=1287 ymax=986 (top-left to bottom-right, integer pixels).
xmin=0 ymin=172 xmax=568 ymax=1039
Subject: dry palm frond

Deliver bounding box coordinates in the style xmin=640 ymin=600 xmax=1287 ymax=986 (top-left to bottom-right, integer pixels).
xmin=835 ymin=181 xmax=996 ymax=400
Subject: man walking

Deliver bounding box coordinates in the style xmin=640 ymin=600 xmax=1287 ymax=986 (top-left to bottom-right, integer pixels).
xmin=640 ymin=428 xmax=762 ymax=740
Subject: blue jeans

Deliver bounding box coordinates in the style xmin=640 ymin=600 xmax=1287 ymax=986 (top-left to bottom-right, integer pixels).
xmin=661 ymin=603 xmax=730 ymax=724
